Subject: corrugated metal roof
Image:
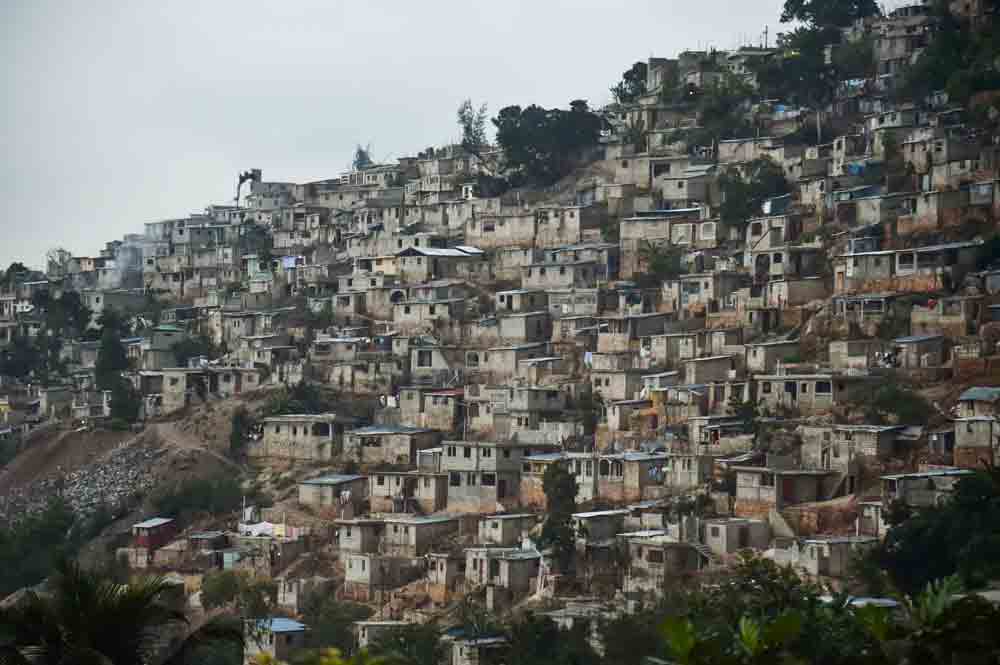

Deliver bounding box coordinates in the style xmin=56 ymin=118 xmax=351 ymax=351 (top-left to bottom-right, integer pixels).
xmin=133 ymin=517 xmax=173 ymax=529
xmin=959 ymin=387 xmax=1000 ymax=402
xmin=269 ymin=617 xmax=307 ymax=633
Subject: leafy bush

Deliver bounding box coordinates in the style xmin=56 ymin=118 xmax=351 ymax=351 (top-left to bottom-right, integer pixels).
xmin=151 ymin=473 xmax=244 ymax=524
xmin=0 ymin=498 xmax=78 ymax=596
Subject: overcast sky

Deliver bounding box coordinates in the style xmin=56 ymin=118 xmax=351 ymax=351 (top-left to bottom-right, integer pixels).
xmin=1 ymin=0 xmax=784 ymax=269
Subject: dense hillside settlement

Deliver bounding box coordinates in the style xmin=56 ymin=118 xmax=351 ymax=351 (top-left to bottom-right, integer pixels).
xmin=4 ymin=1 xmax=1000 ymax=663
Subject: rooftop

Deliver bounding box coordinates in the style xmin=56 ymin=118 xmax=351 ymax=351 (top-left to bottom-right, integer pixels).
xmin=299 ymin=474 xmax=366 ymax=486
xmin=133 ymin=517 xmax=173 ymax=529
xmin=348 ymin=425 xmax=433 ymax=435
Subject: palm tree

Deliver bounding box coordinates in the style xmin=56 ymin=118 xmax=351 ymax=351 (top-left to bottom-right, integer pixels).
xmin=0 ymin=560 xmax=243 ymax=665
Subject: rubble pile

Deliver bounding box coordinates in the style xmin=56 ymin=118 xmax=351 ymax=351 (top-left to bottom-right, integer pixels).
xmin=0 ymin=443 xmax=161 ymax=524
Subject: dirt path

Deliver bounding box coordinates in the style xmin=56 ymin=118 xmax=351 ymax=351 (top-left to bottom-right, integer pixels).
xmin=150 ymin=422 xmax=244 ymax=472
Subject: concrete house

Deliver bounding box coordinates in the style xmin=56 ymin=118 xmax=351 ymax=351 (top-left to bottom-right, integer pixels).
xmin=795 ymin=536 xmax=879 ymax=578
xmin=881 ymin=468 xmax=972 ymax=509
xmin=662 ymin=271 xmax=747 ymax=315
xmin=622 ymin=534 xmax=704 ymax=595
xmin=661 ymin=452 xmax=715 ymax=490
xmin=954 ymin=417 xmax=999 ymax=469
xmin=478 ymin=514 xmax=537 ymax=547
xmin=911 ymin=295 xmax=984 ymax=338
xmin=755 ymin=370 xmax=880 ymax=414
xmin=495 ymin=311 xmax=552 ymax=345
xmin=427 ymin=552 xmax=466 ymax=603
xmin=521 ymin=261 xmax=600 ymax=290
xmin=448 ymin=637 xmax=509 ymax=665
xmin=297 ymin=474 xmax=368 ymax=511
xmin=342 ymin=553 xmax=423 ymax=602
xmin=398 ymin=386 xmax=462 ymax=430
xmin=701 ymin=517 xmax=770 ymax=558
xmin=891 ymin=334 xmax=946 ymax=369
xmin=250 ymin=413 xmax=358 ymax=463
xmin=244 ymin=618 xmax=308 ymax=665
xmin=800 ymin=424 xmax=900 ymax=469
xmin=835 ymin=240 xmax=982 ymax=295
xmin=369 ymin=470 xmax=449 ymax=514
xmin=441 ymin=440 xmax=530 ymax=513
xmin=482 ymin=342 xmax=551 ymax=384
xmin=683 ymin=355 xmax=736 ymax=385
xmin=829 ymin=339 xmax=885 ymax=371
xmin=745 ymin=340 xmax=801 ymax=373
xmin=957 ymin=387 xmax=1000 ymax=417
xmin=381 ymin=515 xmax=459 ymax=556
xmin=464 ymin=546 xmax=541 ymax=598
xmin=355 ymin=621 xmax=410 ymax=650
xmin=572 ymin=509 xmax=630 ymax=545
xmin=335 ymin=519 xmax=384 ymax=554
xmin=342 ymin=425 xmax=440 ymax=466
xmin=409 ymin=344 xmax=466 ymax=384
xmin=495 ymin=288 xmax=548 ymax=314
xmin=395 ymin=246 xmax=486 ymax=283
xmin=597 ymin=313 xmax=670 ymax=353
xmin=732 ymin=463 xmax=839 ymax=519
xmin=393 ymin=298 xmax=469 ymax=332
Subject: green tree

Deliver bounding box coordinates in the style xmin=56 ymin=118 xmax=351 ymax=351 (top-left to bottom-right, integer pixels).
xmin=0 ymin=559 xmax=244 ymax=665
xmin=0 ymin=498 xmax=77 ymax=597
xmin=599 ymin=609 xmax=665 ymax=665
xmin=263 ymin=382 xmax=333 ymax=417
xmin=171 ymin=334 xmax=219 ymax=368
xmin=366 ymin=623 xmax=444 ymax=665
xmin=200 ymin=570 xmax=243 ymax=610
xmin=780 ymin=0 xmax=880 ymax=27
xmin=95 ymin=327 xmax=129 ymax=391
xmin=873 ymin=465 xmax=1000 ymax=594
xmin=457 ymin=99 xmax=489 ymax=157
xmin=0 ymin=262 xmax=29 ymax=288
xmin=230 ymin=407 xmax=254 ymax=455
xmin=866 ymin=384 xmax=932 ymax=426
xmin=201 ymin=570 xmax=277 ymax=640
xmin=753 ymin=27 xmax=840 ymax=107
xmin=540 ymin=462 xmax=578 ymax=572
xmin=610 ymin=61 xmax=649 ymax=104
xmin=576 ymin=390 xmax=604 ymax=436
xmin=719 ymin=158 xmax=790 ymax=228
xmin=637 ymin=241 xmax=686 ymax=287
xmin=505 ymin=613 xmax=600 ymax=665
xmin=493 ymin=101 xmax=603 ymax=186
xmin=299 ymin=582 xmax=373 ymax=652
xmin=0 ymin=334 xmax=42 ymax=380
xmin=151 ymin=473 xmax=246 ymax=525
xmin=898 ymin=2 xmax=1000 ymax=105
xmin=353 ymin=145 xmax=374 ymax=171
xmin=109 ymin=376 xmax=141 ymax=424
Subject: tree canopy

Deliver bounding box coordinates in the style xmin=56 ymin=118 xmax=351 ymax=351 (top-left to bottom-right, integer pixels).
xmin=0 ymin=559 xmax=243 ymax=665
xmin=718 ymin=157 xmax=790 ymax=227
xmin=780 ymin=0 xmax=880 ymax=28
xmin=493 ymin=101 xmax=603 ymax=186
xmin=610 ymin=61 xmax=649 ymax=104
xmin=539 ymin=462 xmax=579 ymax=571
xmin=872 ymin=465 xmax=1000 ymax=594
xmin=458 ymin=99 xmax=489 ymax=155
